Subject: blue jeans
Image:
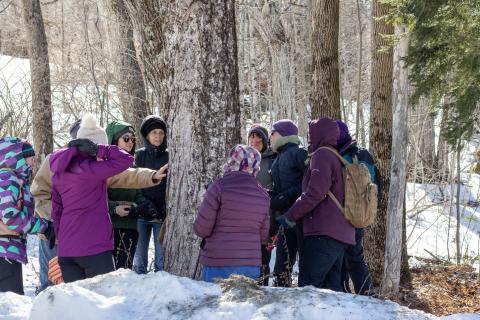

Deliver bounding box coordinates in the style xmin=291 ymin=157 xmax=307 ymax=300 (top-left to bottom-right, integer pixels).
xmin=37 ymin=239 xmax=57 ymax=294
xmin=133 ymin=219 xmax=163 ymax=274
xmin=202 ymin=266 xmax=260 ymax=283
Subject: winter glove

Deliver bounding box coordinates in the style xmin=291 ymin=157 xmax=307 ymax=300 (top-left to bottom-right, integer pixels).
xmin=270 ymin=193 xmax=290 ymax=211
xmin=68 ymin=138 xmax=98 ymax=157
xmin=276 ymin=215 xmax=295 ymax=229
xmin=136 ymin=201 xmax=157 ymax=221
xmin=42 ymin=221 xmax=56 ymax=250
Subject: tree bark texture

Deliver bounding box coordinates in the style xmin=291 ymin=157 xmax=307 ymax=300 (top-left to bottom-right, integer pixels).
xmin=21 ymin=0 xmax=53 ymax=165
xmin=364 ymin=0 xmax=394 ymax=286
xmin=126 ymin=0 xmax=241 ymax=277
xmin=310 ymin=0 xmax=341 ymax=120
xmin=124 ymin=0 xmax=167 ymax=109
xmin=382 ymin=25 xmax=408 ymax=295
xmin=102 ymin=0 xmax=149 ymax=137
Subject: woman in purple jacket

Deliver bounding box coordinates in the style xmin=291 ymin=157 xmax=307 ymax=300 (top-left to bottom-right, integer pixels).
xmin=50 ymin=115 xmax=134 ymax=283
xmin=193 ymin=145 xmax=270 ymax=282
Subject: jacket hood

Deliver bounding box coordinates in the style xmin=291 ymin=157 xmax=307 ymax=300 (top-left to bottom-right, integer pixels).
xmin=106 ymin=120 xmax=136 ymax=155
xmin=49 ymin=147 xmax=90 ymax=174
xmin=140 ymin=115 xmax=168 ymax=152
xmin=308 ymin=118 xmax=339 ymax=152
xmin=0 ymin=136 xmax=33 ymax=181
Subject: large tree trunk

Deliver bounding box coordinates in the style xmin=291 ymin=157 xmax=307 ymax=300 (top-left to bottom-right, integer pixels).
xmin=21 ymin=0 xmax=53 ymax=165
xmin=127 ymin=0 xmax=241 ymax=277
xmin=310 ymin=0 xmax=341 ymax=119
xmin=382 ymin=25 xmax=408 ymax=295
xmin=364 ymin=0 xmax=394 ymax=287
xmin=102 ymin=0 xmax=149 ymax=136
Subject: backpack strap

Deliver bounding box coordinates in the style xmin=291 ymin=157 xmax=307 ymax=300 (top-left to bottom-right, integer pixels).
xmin=307 ymin=147 xmax=346 ymax=213
xmin=316 ymin=146 xmax=350 ymax=166
xmin=327 ymin=191 xmax=345 ymax=214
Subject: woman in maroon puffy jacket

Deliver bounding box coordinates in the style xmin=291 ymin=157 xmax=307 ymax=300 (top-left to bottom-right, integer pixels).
xmin=193 ymin=145 xmax=270 ymax=282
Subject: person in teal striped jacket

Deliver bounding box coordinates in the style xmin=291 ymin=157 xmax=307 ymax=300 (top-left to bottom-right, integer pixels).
xmin=0 ymin=136 xmax=54 ymax=295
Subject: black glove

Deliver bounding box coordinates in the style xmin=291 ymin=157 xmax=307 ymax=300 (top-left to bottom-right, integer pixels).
xmin=68 ymin=139 xmax=98 ymax=157
xmin=136 ymin=201 xmax=157 ymax=221
xmin=270 ymin=193 xmax=290 ymax=211
xmin=127 ymin=205 xmax=139 ymax=219
xmin=43 ymin=221 xmax=56 ymax=250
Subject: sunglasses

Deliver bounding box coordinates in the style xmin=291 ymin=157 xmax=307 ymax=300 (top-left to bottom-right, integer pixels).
xmin=122 ymin=135 xmax=136 ymax=143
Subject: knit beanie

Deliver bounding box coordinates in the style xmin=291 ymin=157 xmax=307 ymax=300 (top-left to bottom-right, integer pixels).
xmin=140 ymin=115 xmax=167 ymax=138
xmin=112 ymin=126 xmax=135 ymax=146
xmin=223 ymin=144 xmax=261 ymax=176
xmin=271 ymin=119 xmax=298 ymax=137
xmin=248 ymin=124 xmax=269 ymax=152
xmin=22 ymin=142 xmax=35 ymax=158
xmin=69 ymin=119 xmax=82 ymax=139
xmin=76 ymin=114 xmax=108 ymax=145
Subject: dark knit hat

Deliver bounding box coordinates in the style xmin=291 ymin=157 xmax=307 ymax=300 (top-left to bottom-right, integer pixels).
xmin=69 ymin=119 xmax=82 ymax=139
xmin=271 ymin=119 xmax=298 ymax=137
xmin=140 ymin=115 xmax=167 ymax=138
xmin=248 ymin=124 xmax=269 ymax=151
xmin=22 ymin=142 xmax=35 ymax=158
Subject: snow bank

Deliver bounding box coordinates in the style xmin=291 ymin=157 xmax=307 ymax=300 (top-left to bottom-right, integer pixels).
xmin=0 ymin=292 xmax=32 ymax=320
xmin=22 ymin=270 xmax=440 ymax=320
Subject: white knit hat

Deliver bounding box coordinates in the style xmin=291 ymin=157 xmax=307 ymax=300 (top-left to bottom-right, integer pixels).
xmin=76 ymin=114 xmax=108 ymax=145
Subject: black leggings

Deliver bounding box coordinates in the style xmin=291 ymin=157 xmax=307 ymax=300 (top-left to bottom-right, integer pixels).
xmin=59 ymin=250 xmax=115 ymax=283
xmin=0 ymin=258 xmax=24 ymax=295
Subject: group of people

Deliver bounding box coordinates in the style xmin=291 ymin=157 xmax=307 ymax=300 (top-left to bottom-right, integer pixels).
xmin=194 ymin=117 xmax=381 ymax=294
xmin=0 ymin=114 xmax=168 ymax=295
xmin=0 ymin=113 xmax=380 ymax=296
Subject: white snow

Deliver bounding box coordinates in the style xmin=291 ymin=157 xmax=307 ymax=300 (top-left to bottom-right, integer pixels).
xmin=1 ymin=269 xmax=444 ymax=320
xmin=406 ymin=137 xmax=480 ymax=272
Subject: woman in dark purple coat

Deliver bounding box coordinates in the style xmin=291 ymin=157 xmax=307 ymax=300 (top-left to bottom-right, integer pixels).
xmin=193 ymin=145 xmax=270 ymax=282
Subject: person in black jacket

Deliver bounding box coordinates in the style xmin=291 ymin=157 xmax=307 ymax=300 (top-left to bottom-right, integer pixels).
xmin=132 ymin=115 xmax=169 ymax=274
xmin=247 ymin=124 xmax=276 ymax=286
xmin=336 ymin=120 xmax=382 ymax=295
xmin=269 ymin=119 xmax=307 ymax=287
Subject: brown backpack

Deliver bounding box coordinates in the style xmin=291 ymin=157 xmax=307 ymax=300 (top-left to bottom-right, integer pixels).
xmin=314 ymin=147 xmax=378 ymax=228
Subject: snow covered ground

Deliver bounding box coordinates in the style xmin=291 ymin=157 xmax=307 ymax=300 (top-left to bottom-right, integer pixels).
xmin=0 ymin=269 xmax=470 ymax=320
xmin=2 ymin=268 xmax=478 ymax=320
xmin=406 ymin=137 xmax=480 ymax=271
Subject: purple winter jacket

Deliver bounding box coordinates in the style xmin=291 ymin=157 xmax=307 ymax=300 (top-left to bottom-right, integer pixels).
xmin=285 ymin=118 xmax=355 ymax=245
xmin=193 ymin=171 xmax=270 ymax=267
xmin=50 ymin=145 xmax=133 ymax=257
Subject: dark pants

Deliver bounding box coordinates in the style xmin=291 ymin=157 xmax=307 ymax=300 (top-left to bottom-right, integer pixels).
xmin=274 ymin=223 xmax=303 ymax=287
xmin=59 ymin=250 xmax=115 ymax=283
xmin=299 ymin=235 xmax=347 ymax=291
xmin=0 ymin=258 xmax=24 ymax=295
xmin=259 ymin=244 xmax=272 ymax=286
xmin=113 ymin=228 xmax=139 ymax=270
xmin=341 ymin=228 xmax=373 ymax=295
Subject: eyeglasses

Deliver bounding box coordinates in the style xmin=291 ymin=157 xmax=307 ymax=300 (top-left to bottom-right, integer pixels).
xmin=122 ymin=135 xmax=136 ymax=143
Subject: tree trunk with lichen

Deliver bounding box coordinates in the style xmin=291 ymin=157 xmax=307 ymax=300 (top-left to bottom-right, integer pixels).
xmin=21 ymin=0 xmax=53 ymax=167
